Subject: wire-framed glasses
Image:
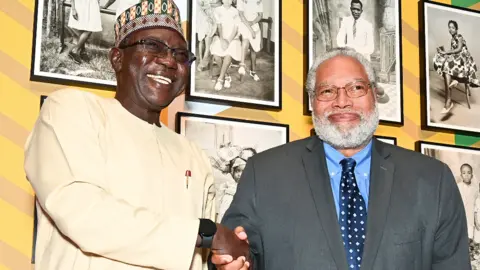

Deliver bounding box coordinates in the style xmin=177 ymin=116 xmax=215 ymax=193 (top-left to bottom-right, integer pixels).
xmin=314 ymin=80 xmax=372 ymax=101
xmin=119 ymin=38 xmax=196 ymax=65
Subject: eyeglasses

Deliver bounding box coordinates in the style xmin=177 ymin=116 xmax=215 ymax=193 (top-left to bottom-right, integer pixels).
xmin=314 ymin=80 xmax=371 ymax=101
xmin=119 ymin=38 xmax=196 ymax=65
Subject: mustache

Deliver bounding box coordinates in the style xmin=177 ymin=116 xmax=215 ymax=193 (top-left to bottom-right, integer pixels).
xmin=324 ymin=109 xmax=363 ymax=118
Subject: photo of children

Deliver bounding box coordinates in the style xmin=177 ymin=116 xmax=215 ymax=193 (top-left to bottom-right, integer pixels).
xmin=419 ymin=141 xmax=480 ymax=267
xmin=209 ymin=144 xmax=257 ymax=221
xmin=176 ymin=113 xmax=288 ymax=222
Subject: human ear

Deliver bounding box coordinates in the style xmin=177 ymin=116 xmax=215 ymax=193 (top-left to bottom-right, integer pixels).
xmin=109 ymin=48 xmax=123 ymax=73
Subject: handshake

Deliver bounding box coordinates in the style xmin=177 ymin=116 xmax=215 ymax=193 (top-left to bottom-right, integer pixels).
xmin=208 ymin=224 xmax=252 ymax=270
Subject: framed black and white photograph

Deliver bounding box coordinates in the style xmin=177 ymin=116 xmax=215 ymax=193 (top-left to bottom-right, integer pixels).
xmin=187 ymin=0 xmax=282 ymax=110
xmin=375 ymin=135 xmax=396 ymax=145
xmin=420 ymin=1 xmax=480 ymax=135
xmin=306 ymin=0 xmax=403 ymax=125
xmin=31 ymin=0 xmax=119 ymax=89
xmin=176 ymin=112 xmax=288 ymax=222
xmin=416 ymin=141 xmax=480 ymax=266
xmin=30 ymin=0 xmax=188 ymax=89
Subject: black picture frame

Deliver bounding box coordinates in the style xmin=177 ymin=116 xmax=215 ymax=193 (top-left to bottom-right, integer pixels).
xmin=419 ymin=0 xmax=480 ymax=136
xmin=176 ymin=112 xmax=289 ymax=141
xmin=415 ymin=140 xmax=480 ymax=154
xmin=31 ymin=202 xmax=38 ymax=264
xmin=305 ymin=0 xmax=404 ymax=126
xmin=175 ymin=111 xmax=289 ymax=222
xmin=375 ymin=135 xmax=397 ymax=145
xmin=186 ymin=0 xmax=282 ymax=111
xmin=30 ymin=0 xmax=121 ymax=91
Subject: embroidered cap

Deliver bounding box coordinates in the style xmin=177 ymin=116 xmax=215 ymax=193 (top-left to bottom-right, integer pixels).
xmin=114 ymin=0 xmax=185 ymax=47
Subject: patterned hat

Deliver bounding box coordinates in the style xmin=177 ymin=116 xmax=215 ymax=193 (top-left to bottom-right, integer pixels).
xmin=114 ymin=0 xmax=185 ymax=47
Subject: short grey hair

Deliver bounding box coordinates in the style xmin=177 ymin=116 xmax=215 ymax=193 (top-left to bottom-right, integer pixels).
xmin=305 ymin=47 xmax=377 ymax=99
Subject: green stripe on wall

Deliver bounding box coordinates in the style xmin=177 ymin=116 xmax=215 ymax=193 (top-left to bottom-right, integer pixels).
xmin=451 ymin=0 xmax=480 ymax=7
xmin=455 ymin=134 xmax=480 ymax=146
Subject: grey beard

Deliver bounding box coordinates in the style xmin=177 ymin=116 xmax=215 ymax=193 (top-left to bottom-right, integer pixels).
xmin=312 ymin=105 xmax=379 ymax=149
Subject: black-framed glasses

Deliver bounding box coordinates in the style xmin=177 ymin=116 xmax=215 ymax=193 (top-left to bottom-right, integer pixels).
xmin=314 ymin=80 xmax=372 ymax=101
xmin=119 ymin=38 xmax=196 ymax=65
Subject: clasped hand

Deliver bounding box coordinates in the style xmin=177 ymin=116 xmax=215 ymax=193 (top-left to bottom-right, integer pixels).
xmin=212 ymin=226 xmax=251 ymax=270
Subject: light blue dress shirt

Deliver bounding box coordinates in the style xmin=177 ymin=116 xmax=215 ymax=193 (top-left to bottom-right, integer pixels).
xmin=323 ymin=140 xmax=372 ymax=218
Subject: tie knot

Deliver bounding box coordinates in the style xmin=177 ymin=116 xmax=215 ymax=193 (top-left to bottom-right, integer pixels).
xmin=340 ymin=158 xmax=356 ymax=172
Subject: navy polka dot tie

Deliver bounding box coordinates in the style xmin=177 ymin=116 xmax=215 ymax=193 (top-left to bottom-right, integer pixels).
xmin=339 ymin=158 xmax=367 ymax=269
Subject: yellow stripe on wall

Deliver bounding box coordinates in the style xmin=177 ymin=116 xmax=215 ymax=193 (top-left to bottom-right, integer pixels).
xmin=0 ymin=264 xmax=12 ymax=270
xmin=267 ymin=94 xmax=310 ymax=134
xmin=282 ymin=42 xmax=307 ymax=87
xmin=0 ymin=198 xmax=33 ymax=257
xmin=0 ymin=72 xmax=40 ymax=130
xmin=0 ymin=240 xmax=32 ymax=270
xmin=16 ymin=0 xmax=35 ymax=12
xmin=401 ymin=38 xmax=421 ymax=80
xmin=0 ymin=10 xmax=33 ymax=68
xmin=281 ymin=1 xmax=305 ymax=34
xmin=0 ymin=136 xmax=33 ymax=194
xmin=402 ymin=86 xmax=421 ymax=123
xmin=401 ymin=9 xmax=420 ymax=31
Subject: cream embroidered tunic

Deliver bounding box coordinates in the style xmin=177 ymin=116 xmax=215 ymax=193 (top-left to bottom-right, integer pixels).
xmin=25 ymin=89 xmax=215 ymax=270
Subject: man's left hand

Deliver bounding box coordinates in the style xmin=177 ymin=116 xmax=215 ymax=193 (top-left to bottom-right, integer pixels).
xmin=211 ymin=226 xmax=251 ymax=269
xmin=211 ymin=225 xmax=250 ymax=260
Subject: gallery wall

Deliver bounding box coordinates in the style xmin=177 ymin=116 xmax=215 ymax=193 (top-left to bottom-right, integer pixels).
xmin=1 ymin=0 xmax=480 ymax=269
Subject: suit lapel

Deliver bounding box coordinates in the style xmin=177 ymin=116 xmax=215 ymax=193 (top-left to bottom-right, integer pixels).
xmin=302 ymin=137 xmax=349 ymax=270
xmin=360 ymin=139 xmax=395 ymax=269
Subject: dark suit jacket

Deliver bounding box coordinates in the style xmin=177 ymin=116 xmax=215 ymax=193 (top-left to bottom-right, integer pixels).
xmin=220 ymin=137 xmax=471 ymax=270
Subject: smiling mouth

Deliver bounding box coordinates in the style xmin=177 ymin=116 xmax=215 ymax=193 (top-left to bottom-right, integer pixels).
xmin=147 ymin=74 xmax=172 ymax=85
xmin=328 ymin=113 xmax=360 ymax=122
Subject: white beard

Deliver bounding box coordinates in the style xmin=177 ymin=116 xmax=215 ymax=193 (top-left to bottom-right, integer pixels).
xmin=312 ymin=104 xmax=379 ymax=149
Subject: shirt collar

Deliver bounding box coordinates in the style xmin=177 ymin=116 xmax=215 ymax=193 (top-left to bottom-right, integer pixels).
xmin=323 ymin=140 xmax=373 ymax=175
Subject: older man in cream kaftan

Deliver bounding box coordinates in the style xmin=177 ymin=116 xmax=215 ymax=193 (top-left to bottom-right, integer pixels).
xmin=25 ymin=89 xmax=216 ymax=270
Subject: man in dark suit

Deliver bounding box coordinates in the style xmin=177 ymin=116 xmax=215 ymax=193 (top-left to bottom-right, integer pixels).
xmin=211 ymin=47 xmax=471 ymax=269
